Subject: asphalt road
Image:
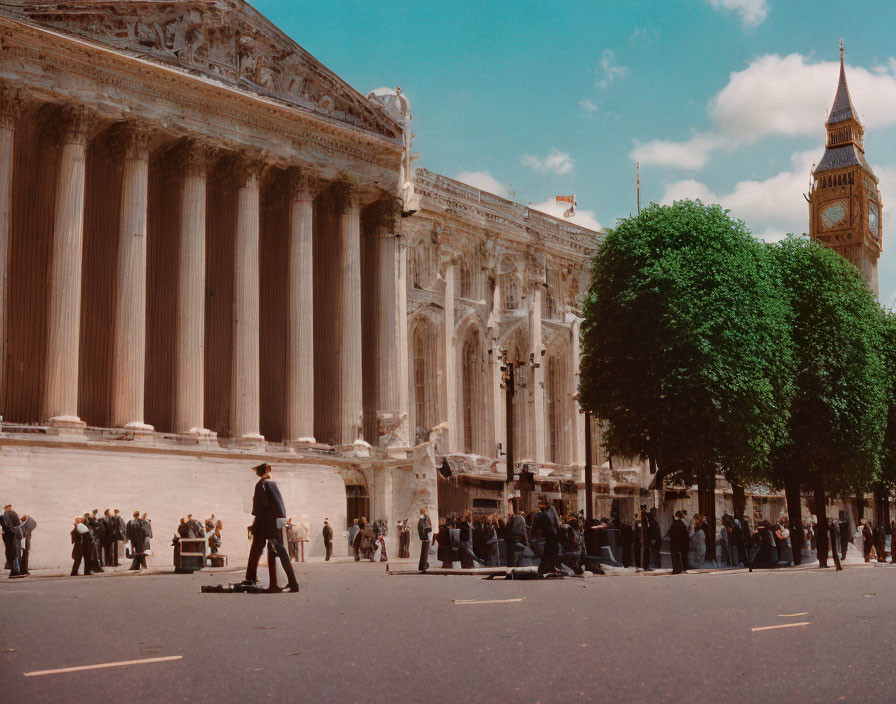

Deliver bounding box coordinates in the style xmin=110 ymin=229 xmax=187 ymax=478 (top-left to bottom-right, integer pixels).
xmin=1 ymin=561 xmax=894 ymax=703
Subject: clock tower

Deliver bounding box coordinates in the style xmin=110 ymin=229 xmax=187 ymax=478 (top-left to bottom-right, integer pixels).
xmin=808 ymin=42 xmax=883 ymax=296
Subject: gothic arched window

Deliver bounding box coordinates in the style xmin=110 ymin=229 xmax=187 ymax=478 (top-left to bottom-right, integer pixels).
xmin=412 ymin=319 xmax=439 ymax=444
xmin=546 ymin=355 xmax=566 ymax=463
xmin=459 ymin=259 xmax=475 ymax=299
xmin=461 ymin=328 xmax=485 ymax=454
xmin=503 ymin=275 xmax=520 ymax=311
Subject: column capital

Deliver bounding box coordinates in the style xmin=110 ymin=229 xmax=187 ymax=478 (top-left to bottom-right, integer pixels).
xmin=108 ymin=121 xmax=154 ymax=160
xmin=0 ymin=83 xmax=23 ymax=126
xmin=286 ymin=169 xmax=324 ymax=200
xmin=330 ymin=179 xmax=361 ymax=209
xmin=44 ymin=104 xmax=97 ymax=146
xmin=231 ymin=152 xmax=264 ymax=182
xmin=172 ymin=139 xmax=217 ymax=176
xmin=368 ymin=194 xmax=403 ymax=237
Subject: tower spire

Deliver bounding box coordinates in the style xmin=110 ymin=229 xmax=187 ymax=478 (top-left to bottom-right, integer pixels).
xmin=827 ymin=40 xmax=856 ymax=125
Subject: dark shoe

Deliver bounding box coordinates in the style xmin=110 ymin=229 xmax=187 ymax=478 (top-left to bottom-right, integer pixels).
xmin=288 ymin=583 xmax=299 ymax=593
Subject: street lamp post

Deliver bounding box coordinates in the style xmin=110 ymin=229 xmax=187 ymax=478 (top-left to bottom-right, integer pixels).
xmin=503 ymin=358 xmax=515 ymax=486
xmin=584 ymin=409 xmax=593 ymax=524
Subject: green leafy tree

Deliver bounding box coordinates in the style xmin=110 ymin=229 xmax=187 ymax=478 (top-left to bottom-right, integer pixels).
xmin=580 ymin=201 xmax=793 ymax=559
xmin=770 ymin=237 xmax=889 ymax=567
xmin=874 ymin=310 xmax=896 ymax=527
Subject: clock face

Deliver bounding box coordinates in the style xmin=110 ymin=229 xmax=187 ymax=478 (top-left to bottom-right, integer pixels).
xmin=868 ymin=200 xmax=880 ymax=234
xmin=821 ymin=203 xmax=847 ymax=230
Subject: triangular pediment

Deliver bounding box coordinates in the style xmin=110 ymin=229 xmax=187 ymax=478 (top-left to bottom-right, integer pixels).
xmin=1 ymin=0 xmax=402 ymax=140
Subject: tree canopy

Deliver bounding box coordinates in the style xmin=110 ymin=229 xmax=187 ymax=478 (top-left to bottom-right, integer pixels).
xmin=579 ymin=200 xmax=793 ymax=484
xmin=769 ymin=237 xmax=889 ymax=496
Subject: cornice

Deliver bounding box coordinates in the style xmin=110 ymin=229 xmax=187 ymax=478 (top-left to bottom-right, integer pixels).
xmin=412 ymin=168 xmax=601 ymax=262
xmin=0 ymin=17 xmax=403 ymax=171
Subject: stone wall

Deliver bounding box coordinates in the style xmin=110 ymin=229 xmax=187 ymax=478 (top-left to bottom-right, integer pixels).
xmin=0 ymin=441 xmax=348 ymax=570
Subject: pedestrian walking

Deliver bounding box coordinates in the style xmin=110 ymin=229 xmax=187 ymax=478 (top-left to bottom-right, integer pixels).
xmin=1 ymin=504 xmax=22 ymax=577
xmin=348 ymin=519 xmax=360 ymax=560
xmin=127 ymin=510 xmax=147 ymax=570
xmin=241 ymin=463 xmax=299 ymax=592
xmin=534 ymin=496 xmax=561 ymax=576
xmin=101 ymin=509 xmax=116 ymax=567
xmin=16 ymin=514 xmax=36 ymax=576
xmin=398 ymin=520 xmax=411 ymax=558
xmin=322 ymin=518 xmax=333 ymax=561
xmin=71 ymin=517 xmax=93 ymax=576
xmin=417 ymin=507 xmax=432 ymax=572
xmin=667 ymin=511 xmax=689 ymax=574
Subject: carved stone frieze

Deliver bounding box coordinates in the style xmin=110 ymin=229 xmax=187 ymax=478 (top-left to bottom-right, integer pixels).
xmin=5 ymin=0 xmax=401 ymax=140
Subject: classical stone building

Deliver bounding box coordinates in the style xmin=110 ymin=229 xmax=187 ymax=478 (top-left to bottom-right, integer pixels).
xmin=403 ymin=169 xmax=598 ymax=516
xmin=809 ymin=44 xmax=883 ymax=295
xmin=0 ymin=0 xmax=604 ymax=568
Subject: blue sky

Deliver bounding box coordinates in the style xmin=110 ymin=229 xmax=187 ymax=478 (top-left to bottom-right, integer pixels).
xmin=255 ymin=0 xmax=896 ymax=307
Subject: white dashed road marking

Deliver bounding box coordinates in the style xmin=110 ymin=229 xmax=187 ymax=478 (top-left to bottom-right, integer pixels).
xmin=453 ymin=598 xmax=526 ymax=605
xmin=751 ymin=622 xmax=811 ymax=632
xmin=24 ymin=655 xmax=182 ymax=677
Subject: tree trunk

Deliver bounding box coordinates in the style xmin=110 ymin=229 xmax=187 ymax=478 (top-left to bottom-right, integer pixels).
xmin=732 ymin=481 xmax=746 ymax=518
xmin=814 ymin=482 xmax=828 ymax=567
xmin=784 ymin=478 xmax=803 ymax=566
xmin=698 ymin=471 xmax=717 ymax=565
xmin=874 ymin=485 xmax=889 ymax=534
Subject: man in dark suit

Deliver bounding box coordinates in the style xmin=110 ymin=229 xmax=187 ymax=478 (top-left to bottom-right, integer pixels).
xmin=417 ymin=507 xmax=432 ymax=572
xmin=126 ymin=510 xmax=147 ymax=570
xmin=101 ymin=509 xmax=116 ymax=567
xmin=534 ymin=496 xmax=561 ymax=576
xmin=667 ymin=511 xmax=690 ymax=574
xmin=1 ymin=504 xmax=22 ymax=577
xmin=111 ymin=509 xmax=125 ymax=566
xmin=71 ymin=517 xmax=93 ymax=576
xmin=862 ymin=520 xmax=874 ymax=562
xmin=243 ymin=463 xmax=299 ymax=592
xmin=322 ymin=518 xmax=333 ymax=561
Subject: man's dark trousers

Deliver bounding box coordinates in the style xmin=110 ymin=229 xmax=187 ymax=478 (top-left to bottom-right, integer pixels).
xmin=324 ymin=540 xmax=332 ymax=561
xmin=671 ymin=550 xmax=688 ymax=573
xmin=418 ymin=539 xmax=430 ymax=571
xmin=246 ymin=532 xmax=297 ymax=589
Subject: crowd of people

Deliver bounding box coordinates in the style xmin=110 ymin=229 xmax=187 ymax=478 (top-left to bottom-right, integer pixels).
xmin=70 ymin=509 xmax=153 ymax=575
xmin=420 ymin=496 xmax=599 ymax=576
xmin=171 ymin=514 xmax=224 ymax=568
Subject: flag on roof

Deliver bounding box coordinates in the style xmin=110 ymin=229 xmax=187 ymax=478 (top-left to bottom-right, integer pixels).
xmin=556 ymin=194 xmax=577 ymax=218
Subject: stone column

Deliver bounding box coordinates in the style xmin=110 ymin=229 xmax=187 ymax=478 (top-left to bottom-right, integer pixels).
xmin=231 ymin=158 xmax=264 ymax=443
xmin=43 ymin=106 xmax=91 ymax=429
xmin=285 ymin=173 xmax=316 ymax=443
xmin=110 ymin=124 xmax=153 ymax=432
xmin=172 ymin=141 xmax=210 ymax=435
xmin=395 ymin=235 xmax=410 ymax=448
xmin=335 ymin=183 xmax=363 ymax=445
xmin=571 ymin=321 xmax=584 ymax=466
xmin=530 ymin=283 xmax=545 ymax=464
xmin=0 ymin=86 xmax=20 ymax=417
xmin=367 ymin=197 xmax=405 ymax=449
xmin=443 ymin=258 xmax=457 ymax=452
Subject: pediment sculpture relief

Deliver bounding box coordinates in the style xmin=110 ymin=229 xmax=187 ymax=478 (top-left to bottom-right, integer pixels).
xmin=2 ymin=0 xmax=401 ymax=139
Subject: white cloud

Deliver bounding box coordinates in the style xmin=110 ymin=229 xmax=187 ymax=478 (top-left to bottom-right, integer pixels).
xmin=579 ymin=98 xmax=598 ymax=112
xmin=529 ymin=198 xmax=602 ymax=232
xmin=454 ymin=170 xmax=508 ymax=198
xmin=634 ymin=53 xmax=896 ymax=169
xmin=598 ymin=49 xmax=628 ymax=88
xmin=630 ymin=133 xmax=724 ymax=170
xmin=705 ymin=0 xmax=769 ymax=28
xmin=660 ymin=150 xmax=818 ymax=240
xmin=521 ymin=149 xmax=574 ymax=176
